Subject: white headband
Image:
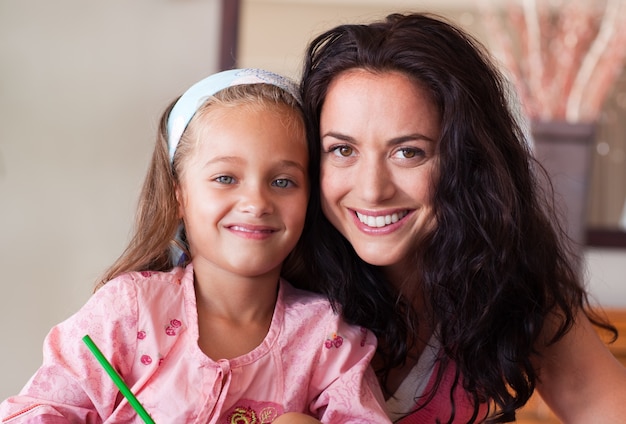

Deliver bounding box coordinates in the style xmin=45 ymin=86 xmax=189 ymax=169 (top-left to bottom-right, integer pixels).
xmin=166 ymin=68 xmax=301 ymax=162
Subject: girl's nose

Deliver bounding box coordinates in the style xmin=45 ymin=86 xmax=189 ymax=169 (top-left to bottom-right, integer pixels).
xmin=238 ymin=184 xmax=274 ymax=216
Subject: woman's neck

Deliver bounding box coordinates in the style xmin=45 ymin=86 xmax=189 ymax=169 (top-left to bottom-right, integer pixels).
xmin=378 ymin=259 xmax=436 ymax=396
xmin=383 ymin=257 xmax=420 ymax=298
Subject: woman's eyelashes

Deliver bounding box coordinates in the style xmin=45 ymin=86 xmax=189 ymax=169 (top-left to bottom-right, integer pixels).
xmin=392 ymin=147 xmax=424 ymax=159
xmin=324 ymin=144 xmax=427 ymax=163
xmin=327 ymin=144 xmax=355 ymax=157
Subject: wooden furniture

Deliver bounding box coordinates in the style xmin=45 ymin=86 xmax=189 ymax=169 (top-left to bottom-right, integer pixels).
xmin=515 ymin=308 xmax=626 ymax=423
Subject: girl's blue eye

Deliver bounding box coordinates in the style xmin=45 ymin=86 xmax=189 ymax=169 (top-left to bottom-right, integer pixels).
xmin=272 ymin=179 xmax=293 ymax=188
xmin=215 ymin=175 xmax=235 ymax=184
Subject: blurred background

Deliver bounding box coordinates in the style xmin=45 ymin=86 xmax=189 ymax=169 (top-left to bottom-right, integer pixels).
xmin=1 ymin=0 xmax=625 ymax=416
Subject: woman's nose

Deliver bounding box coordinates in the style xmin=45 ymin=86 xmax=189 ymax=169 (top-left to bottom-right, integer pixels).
xmin=355 ymin=159 xmax=395 ymax=204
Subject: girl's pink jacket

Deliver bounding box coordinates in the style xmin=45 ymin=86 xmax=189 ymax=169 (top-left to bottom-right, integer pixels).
xmin=0 ymin=265 xmax=389 ymax=423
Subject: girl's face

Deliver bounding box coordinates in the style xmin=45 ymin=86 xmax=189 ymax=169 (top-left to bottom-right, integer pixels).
xmin=176 ymin=103 xmax=308 ymax=280
xmin=319 ymin=69 xmax=440 ymax=275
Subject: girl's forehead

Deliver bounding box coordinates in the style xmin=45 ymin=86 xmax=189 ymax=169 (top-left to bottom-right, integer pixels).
xmin=190 ymin=104 xmax=307 ymax=156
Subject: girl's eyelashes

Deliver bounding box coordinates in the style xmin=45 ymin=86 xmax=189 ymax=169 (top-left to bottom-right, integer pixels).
xmin=215 ymin=175 xmax=236 ymax=184
xmin=213 ymin=175 xmax=299 ymax=188
xmin=272 ymin=178 xmax=295 ymax=188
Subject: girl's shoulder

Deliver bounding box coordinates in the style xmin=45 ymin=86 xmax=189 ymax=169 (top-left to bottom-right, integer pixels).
xmin=107 ymin=267 xmax=186 ymax=286
xmin=279 ymin=279 xmax=371 ymax=342
xmin=98 ymin=267 xmax=188 ymax=297
xmin=279 ymin=279 xmax=331 ymax=311
xmin=87 ymin=267 xmax=191 ymax=322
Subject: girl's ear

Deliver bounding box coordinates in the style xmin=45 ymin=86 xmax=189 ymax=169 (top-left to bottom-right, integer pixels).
xmin=174 ymin=182 xmax=185 ymax=219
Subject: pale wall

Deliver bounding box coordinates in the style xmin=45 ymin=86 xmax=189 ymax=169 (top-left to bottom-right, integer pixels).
xmin=0 ymin=0 xmax=221 ymax=399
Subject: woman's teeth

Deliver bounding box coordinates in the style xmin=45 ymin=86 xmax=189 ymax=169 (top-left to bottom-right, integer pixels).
xmin=355 ymin=211 xmax=408 ymax=228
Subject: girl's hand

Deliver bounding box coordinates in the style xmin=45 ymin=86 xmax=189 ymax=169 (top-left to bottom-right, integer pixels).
xmin=272 ymin=412 xmax=322 ymax=424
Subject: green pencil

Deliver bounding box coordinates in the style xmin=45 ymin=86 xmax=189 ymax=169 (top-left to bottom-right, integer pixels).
xmin=82 ymin=335 xmax=156 ymax=424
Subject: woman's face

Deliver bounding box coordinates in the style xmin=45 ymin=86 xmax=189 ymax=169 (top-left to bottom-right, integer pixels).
xmin=319 ymin=69 xmax=440 ymax=273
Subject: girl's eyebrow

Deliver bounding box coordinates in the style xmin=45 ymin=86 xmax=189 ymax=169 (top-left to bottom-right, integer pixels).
xmin=203 ymin=156 xmax=307 ymax=173
xmin=275 ymin=159 xmax=307 ymax=173
xmin=203 ymin=155 xmax=242 ymax=167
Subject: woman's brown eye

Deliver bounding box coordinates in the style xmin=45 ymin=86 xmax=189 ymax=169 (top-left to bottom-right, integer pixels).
xmin=402 ymin=149 xmax=416 ymax=158
xmin=339 ymin=146 xmax=353 ymax=156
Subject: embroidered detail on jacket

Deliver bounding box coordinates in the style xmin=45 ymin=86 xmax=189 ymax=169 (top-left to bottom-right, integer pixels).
xmin=2 ymin=403 xmax=45 ymax=422
xmin=224 ymin=400 xmax=282 ymax=423
xmin=360 ymin=327 xmax=368 ymax=347
xmin=165 ymin=318 xmax=182 ymax=336
xmin=324 ymin=332 xmax=344 ymax=349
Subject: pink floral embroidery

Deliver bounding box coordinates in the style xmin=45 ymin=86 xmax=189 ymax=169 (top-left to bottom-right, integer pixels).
xmin=334 ymin=336 xmax=343 ymax=348
xmin=140 ymin=355 xmax=152 ymax=365
xmin=325 ymin=332 xmax=344 ymax=349
xmin=165 ymin=318 xmax=182 ymax=336
xmin=140 ymin=271 xmax=153 ymax=277
xmin=137 ymin=330 xmax=146 ymax=340
xmin=360 ymin=327 xmax=368 ymax=347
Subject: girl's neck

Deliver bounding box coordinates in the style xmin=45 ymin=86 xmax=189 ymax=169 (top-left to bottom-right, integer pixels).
xmin=192 ymin=260 xmax=280 ymax=360
xmin=193 ymin=260 xmax=280 ymax=316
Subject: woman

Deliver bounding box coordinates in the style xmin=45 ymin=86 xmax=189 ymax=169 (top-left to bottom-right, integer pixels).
xmin=298 ymin=12 xmax=626 ymax=423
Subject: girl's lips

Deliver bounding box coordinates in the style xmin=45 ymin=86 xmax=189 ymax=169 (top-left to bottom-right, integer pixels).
xmin=226 ymin=224 xmax=277 ymax=239
xmin=229 ymin=225 xmax=275 ymax=233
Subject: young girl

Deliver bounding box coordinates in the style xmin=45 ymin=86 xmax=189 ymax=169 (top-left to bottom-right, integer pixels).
xmin=0 ymin=68 xmax=389 ymax=423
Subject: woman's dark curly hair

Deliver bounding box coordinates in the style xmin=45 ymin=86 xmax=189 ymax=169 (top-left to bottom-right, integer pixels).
xmin=299 ymin=12 xmax=616 ymax=423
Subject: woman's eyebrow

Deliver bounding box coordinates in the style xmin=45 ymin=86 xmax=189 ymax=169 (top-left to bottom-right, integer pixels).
xmin=322 ymin=131 xmax=436 ymax=144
